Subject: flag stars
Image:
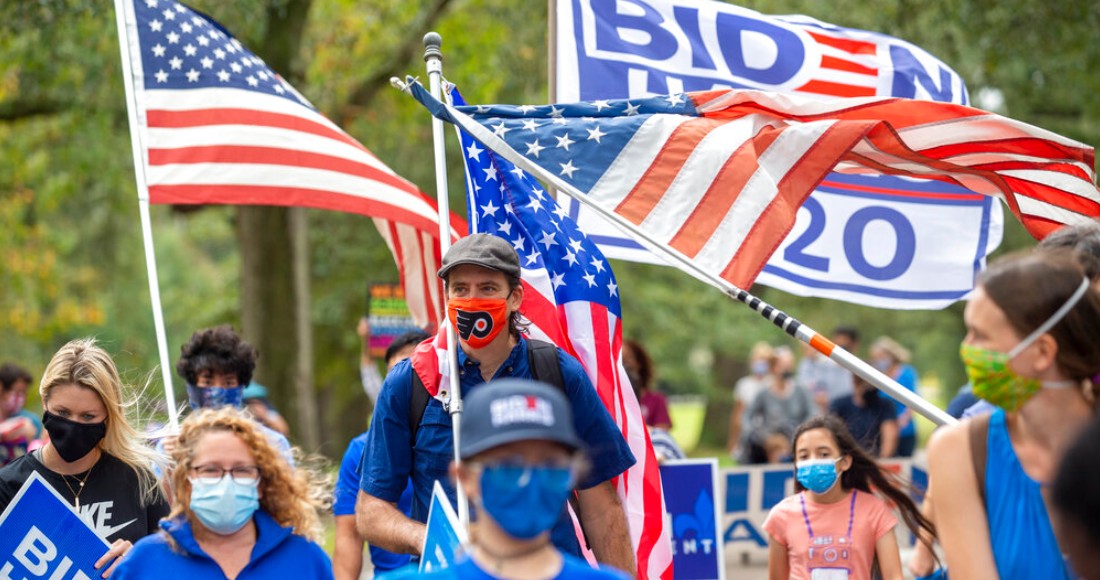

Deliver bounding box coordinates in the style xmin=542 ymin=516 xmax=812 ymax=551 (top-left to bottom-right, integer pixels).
xmin=225 ymin=43 xmax=238 ymax=54
xmin=151 ymin=44 xmax=166 ymax=57
xmin=538 ymin=231 xmax=558 ymax=249
xmin=666 ymin=93 xmax=685 ymax=106
xmin=197 ymin=35 xmax=209 ymax=46
xmin=559 ymin=160 xmax=578 ymax=178
xmin=555 ymin=134 xmax=575 ymax=150
xmin=480 ymin=200 xmax=500 ymax=218
xmin=551 ymin=273 xmax=566 ymax=290
xmin=509 ymin=166 xmax=526 ymax=179
xmin=230 ymin=62 xmax=243 ymax=73
xmin=168 ymin=56 xmax=183 ymax=70
xmin=548 ymin=105 xmax=564 ymax=118
xmin=246 ymin=75 xmax=258 ymax=87
xmin=607 ymin=280 xmax=618 ymax=297
xmin=512 ymin=236 xmax=526 ymax=252
xmin=582 ymin=272 xmax=597 ymax=287
xmin=525 ymin=139 xmax=545 ymax=158
xmin=257 ymin=71 xmax=269 ymax=81
xmin=273 ymin=84 xmax=286 ymax=94
xmin=624 ymin=102 xmax=641 ymax=116
xmin=527 ymin=198 xmax=544 ymax=213
xmin=518 ymin=104 xmax=535 ymax=115
xmin=521 ymin=119 xmax=540 ymax=132
xmin=466 ymin=141 xmax=484 ymax=161
xmin=181 ymin=22 xmax=193 ymax=34
xmin=492 ymin=122 xmax=510 ymax=137
xmin=186 ymin=68 xmax=200 ymax=82
xmin=214 ymin=48 xmax=226 ymax=59
xmin=497 ymin=220 xmax=513 ymax=236
xmin=475 ymin=105 xmax=491 ymax=114
xmin=149 ymin=19 xmax=163 ymax=32
xmin=590 ymin=257 xmax=605 ymax=273
xmin=175 ymin=4 xmax=185 ymax=13
xmin=524 ymin=253 xmax=539 ymax=266
xmin=200 ymin=57 xmax=213 ymax=69
xmin=593 ymin=100 xmax=611 ymax=112
xmin=586 ymin=125 xmax=606 ymax=143
xmin=551 ymin=117 xmax=568 ymax=125
xmin=483 ymin=164 xmax=499 ymax=182
xmin=191 ymin=16 xmax=204 ymax=26
xmin=183 ymin=44 xmax=197 ymax=56
xmin=162 ymin=8 xmax=175 ymax=20
xmin=154 ymin=69 xmax=169 ymax=83
xmin=567 ymin=237 xmax=584 ymax=253
xmin=217 ymin=69 xmax=230 ymax=82
xmin=563 ymin=250 xmax=579 ymax=266
xmin=166 ymin=31 xmax=180 ymax=44
xmin=144 ymin=0 xmax=158 ymax=7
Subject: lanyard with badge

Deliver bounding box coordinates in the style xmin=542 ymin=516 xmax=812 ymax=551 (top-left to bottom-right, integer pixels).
xmin=800 ymin=491 xmax=857 ymax=580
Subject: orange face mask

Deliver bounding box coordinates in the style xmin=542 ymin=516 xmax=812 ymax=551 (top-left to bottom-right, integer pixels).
xmin=447 ymin=297 xmax=509 ymax=349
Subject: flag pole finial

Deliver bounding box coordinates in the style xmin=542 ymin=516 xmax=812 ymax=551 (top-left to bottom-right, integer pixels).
xmin=423 ymin=32 xmax=442 ymax=63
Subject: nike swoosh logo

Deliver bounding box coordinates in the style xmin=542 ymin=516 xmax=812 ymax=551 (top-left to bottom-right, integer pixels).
xmin=97 ymin=518 xmax=138 ymax=539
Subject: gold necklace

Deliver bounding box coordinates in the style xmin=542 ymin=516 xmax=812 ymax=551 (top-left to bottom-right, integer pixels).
xmin=50 ymin=447 xmax=96 ymax=510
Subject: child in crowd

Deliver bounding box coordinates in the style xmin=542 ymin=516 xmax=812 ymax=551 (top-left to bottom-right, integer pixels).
xmin=764 ymin=415 xmax=934 ymax=580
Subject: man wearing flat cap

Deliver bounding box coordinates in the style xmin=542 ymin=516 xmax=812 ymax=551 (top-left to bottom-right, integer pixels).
xmin=356 ymin=234 xmax=636 ymax=575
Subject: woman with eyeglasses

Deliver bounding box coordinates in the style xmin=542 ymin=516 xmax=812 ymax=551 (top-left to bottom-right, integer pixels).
xmin=113 ymin=407 xmax=333 ymax=579
xmin=0 ymin=339 xmax=168 ymax=578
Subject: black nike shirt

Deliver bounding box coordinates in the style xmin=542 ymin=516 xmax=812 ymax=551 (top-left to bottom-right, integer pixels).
xmin=0 ymin=451 xmax=170 ymax=544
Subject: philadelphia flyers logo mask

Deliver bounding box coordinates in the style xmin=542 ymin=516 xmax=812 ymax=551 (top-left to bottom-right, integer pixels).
xmin=447 ymin=297 xmax=509 ymax=349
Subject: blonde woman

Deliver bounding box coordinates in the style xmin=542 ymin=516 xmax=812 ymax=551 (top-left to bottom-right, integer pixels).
xmin=0 ymin=338 xmax=169 ymax=577
xmin=113 ymin=407 xmax=333 ymax=579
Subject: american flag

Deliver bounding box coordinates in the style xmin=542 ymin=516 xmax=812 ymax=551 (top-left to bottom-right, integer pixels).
xmin=116 ymin=0 xmax=461 ymax=328
xmin=409 ymin=88 xmax=674 ymax=579
xmin=406 ymin=80 xmax=1099 ymax=290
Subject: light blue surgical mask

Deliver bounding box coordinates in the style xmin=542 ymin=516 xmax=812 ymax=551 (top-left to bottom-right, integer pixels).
xmin=796 ymin=457 xmax=842 ymax=495
xmin=186 ymin=383 xmax=244 ymax=410
xmin=189 ymin=475 xmax=259 ymax=535
xmin=478 ymin=465 xmax=574 ymax=539
xmin=750 ymin=360 xmax=770 ymax=376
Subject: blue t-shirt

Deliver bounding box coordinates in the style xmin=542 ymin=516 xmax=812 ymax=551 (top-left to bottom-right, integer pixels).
xmin=883 ymin=364 xmax=919 ymax=437
xmin=379 ymin=552 xmax=629 ymax=579
xmin=334 ymin=432 xmax=413 ymax=571
xmin=984 ymin=409 xmax=1074 ymax=578
xmin=113 ymin=511 xmax=333 ymax=579
xmin=829 ymin=393 xmax=897 ymax=456
xmin=359 ymin=337 xmax=636 ymax=557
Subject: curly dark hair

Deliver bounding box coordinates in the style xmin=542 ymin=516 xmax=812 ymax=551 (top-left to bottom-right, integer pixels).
xmin=176 ymin=326 xmax=258 ymax=386
xmin=0 ymin=363 xmax=32 ymax=392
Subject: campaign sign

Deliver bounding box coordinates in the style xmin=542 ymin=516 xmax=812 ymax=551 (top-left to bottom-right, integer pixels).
xmin=661 ymin=459 xmax=724 ymax=580
xmin=0 ymin=472 xmax=110 ymax=580
xmin=418 ymin=480 xmax=468 ymax=573
xmin=367 ymin=283 xmax=425 ymax=358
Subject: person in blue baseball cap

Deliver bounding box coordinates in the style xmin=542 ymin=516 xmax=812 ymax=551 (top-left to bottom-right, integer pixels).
xmin=403 ymin=378 xmax=628 ymax=580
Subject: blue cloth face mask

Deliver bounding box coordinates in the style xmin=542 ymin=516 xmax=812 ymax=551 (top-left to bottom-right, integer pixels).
xmin=189 ymin=475 xmax=260 ymax=535
xmin=186 ymin=383 xmax=244 ymax=410
xmin=478 ymin=465 xmax=574 ymax=540
xmin=796 ymin=457 xmax=842 ymax=494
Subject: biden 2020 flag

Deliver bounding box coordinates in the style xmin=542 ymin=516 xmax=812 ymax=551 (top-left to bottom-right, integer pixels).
xmin=0 ymin=472 xmax=111 ymax=579
xmin=555 ymin=0 xmax=1005 ymax=309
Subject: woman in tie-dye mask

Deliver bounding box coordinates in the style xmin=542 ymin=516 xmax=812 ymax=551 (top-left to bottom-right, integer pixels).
xmin=927 ymin=250 xmax=1100 ymax=579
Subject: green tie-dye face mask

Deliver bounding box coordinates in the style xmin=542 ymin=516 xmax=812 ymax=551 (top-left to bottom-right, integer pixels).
xmin=959 ymin=344 xmax=1040 ymax=412
xmin=960 ymin=278 xmax=1091 ymax=412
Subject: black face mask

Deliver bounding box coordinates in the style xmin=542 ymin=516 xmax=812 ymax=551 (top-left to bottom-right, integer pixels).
xmin=43 ymin=411 xmax=106 ymax=463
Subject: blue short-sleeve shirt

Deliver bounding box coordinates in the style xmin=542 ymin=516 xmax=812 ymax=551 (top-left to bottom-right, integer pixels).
xmin=359 ymin=337 xmax=636 ymax=556
xmin=334 ymin=432 xmax=412 ymax=571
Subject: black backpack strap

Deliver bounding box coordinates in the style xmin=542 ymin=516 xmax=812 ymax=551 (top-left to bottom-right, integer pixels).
xmin=526 ymin=339 xmax=566 ymax=393
xmin=409 ymin=371 xmax=431 ymax=447
xmin=969 ymin=413 xmax=991 ymax=507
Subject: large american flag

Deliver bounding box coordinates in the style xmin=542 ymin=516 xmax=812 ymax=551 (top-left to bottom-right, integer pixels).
xmin=116 ymin=0 xmax=461 ymax=328
xmin=408 ymin=88 xmax=674 ymax=579
xmin=406 ymin=80 xmax=1099 ymax=289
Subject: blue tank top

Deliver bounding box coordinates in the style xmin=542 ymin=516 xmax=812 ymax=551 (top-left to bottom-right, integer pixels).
xmin=984 ymin=409 xmax=1074 ymax=579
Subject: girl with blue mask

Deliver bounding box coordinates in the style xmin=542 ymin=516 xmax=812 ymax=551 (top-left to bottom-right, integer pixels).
xmin=764 ymin=416 xmax=935 ymax=580
xmin=112 ymin=408 xmax=333 ymax=580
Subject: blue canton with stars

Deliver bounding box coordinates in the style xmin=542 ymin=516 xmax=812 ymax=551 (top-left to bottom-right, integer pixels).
xmin=451 ymin=92 xmax=697 ymax=194
xmin=133 ymin=0 xmax=312 ymax=108
xmin=451 ymin=89 xmax=624 ymax=316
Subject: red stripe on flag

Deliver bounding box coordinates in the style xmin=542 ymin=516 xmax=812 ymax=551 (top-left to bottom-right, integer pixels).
xmin=817 ymin=179 xmax=986 ymax=201
xmin=668 ymin=126 xmax=783 ymax=257
xmin=723 ymin=121 xmax=874 ymax=286
xmin=807 ymin=30 xmax=878 ymax=55
xmin=149 ymin=184 xmax=440 ymax=233
xmin=146 ymin=108 xmax=373 ymax=157
xmin=923 ymin=137 xmax=1094 ymax=168
xmin=615 ymin=118 xmax=723 ymax=224
xmin=148 ymin=145 xmax=419 ymax=194
xmin=796 ymin=79 xmax=877 ymax=98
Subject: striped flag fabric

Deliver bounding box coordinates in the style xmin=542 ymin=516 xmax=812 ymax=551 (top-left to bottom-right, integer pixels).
xmin=405 ymin=79 xmax=1099 ymax=290
xmin=115 ymin=0 xmax=462 ymax=329
xmin=445 ymin=85 xmax=674 ymax=579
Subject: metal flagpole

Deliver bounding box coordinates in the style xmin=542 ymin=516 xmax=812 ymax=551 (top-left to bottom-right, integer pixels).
xmin=394 ymin=82 xmax=957 ymax=427
xmin=113 ymin=0 xmax=180 ymax=430
xmin=423 ymin=32 xmax=471 ymax=529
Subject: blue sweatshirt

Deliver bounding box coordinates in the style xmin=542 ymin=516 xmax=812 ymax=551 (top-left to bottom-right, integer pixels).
xmin=113 ymin=510 xmax=333 ymax=579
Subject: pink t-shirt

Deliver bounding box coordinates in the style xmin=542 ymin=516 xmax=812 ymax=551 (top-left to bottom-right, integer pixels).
xmin=763 ymin=490 xmax=897 ymax=580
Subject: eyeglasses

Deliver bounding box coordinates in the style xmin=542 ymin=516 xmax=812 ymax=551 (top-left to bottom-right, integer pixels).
xmin=190 ymin=464 xmax=261 ymax=484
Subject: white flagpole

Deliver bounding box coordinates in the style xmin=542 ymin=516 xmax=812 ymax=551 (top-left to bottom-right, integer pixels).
xmin=113 ymin=0 xmax=180 ymax=430
xmin=423 ymin=32 xmax=470 ymax=529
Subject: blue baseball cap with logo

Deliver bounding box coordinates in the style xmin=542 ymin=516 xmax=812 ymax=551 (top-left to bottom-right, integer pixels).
xmin=460 ymin=379 xmax=584 ymax=459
